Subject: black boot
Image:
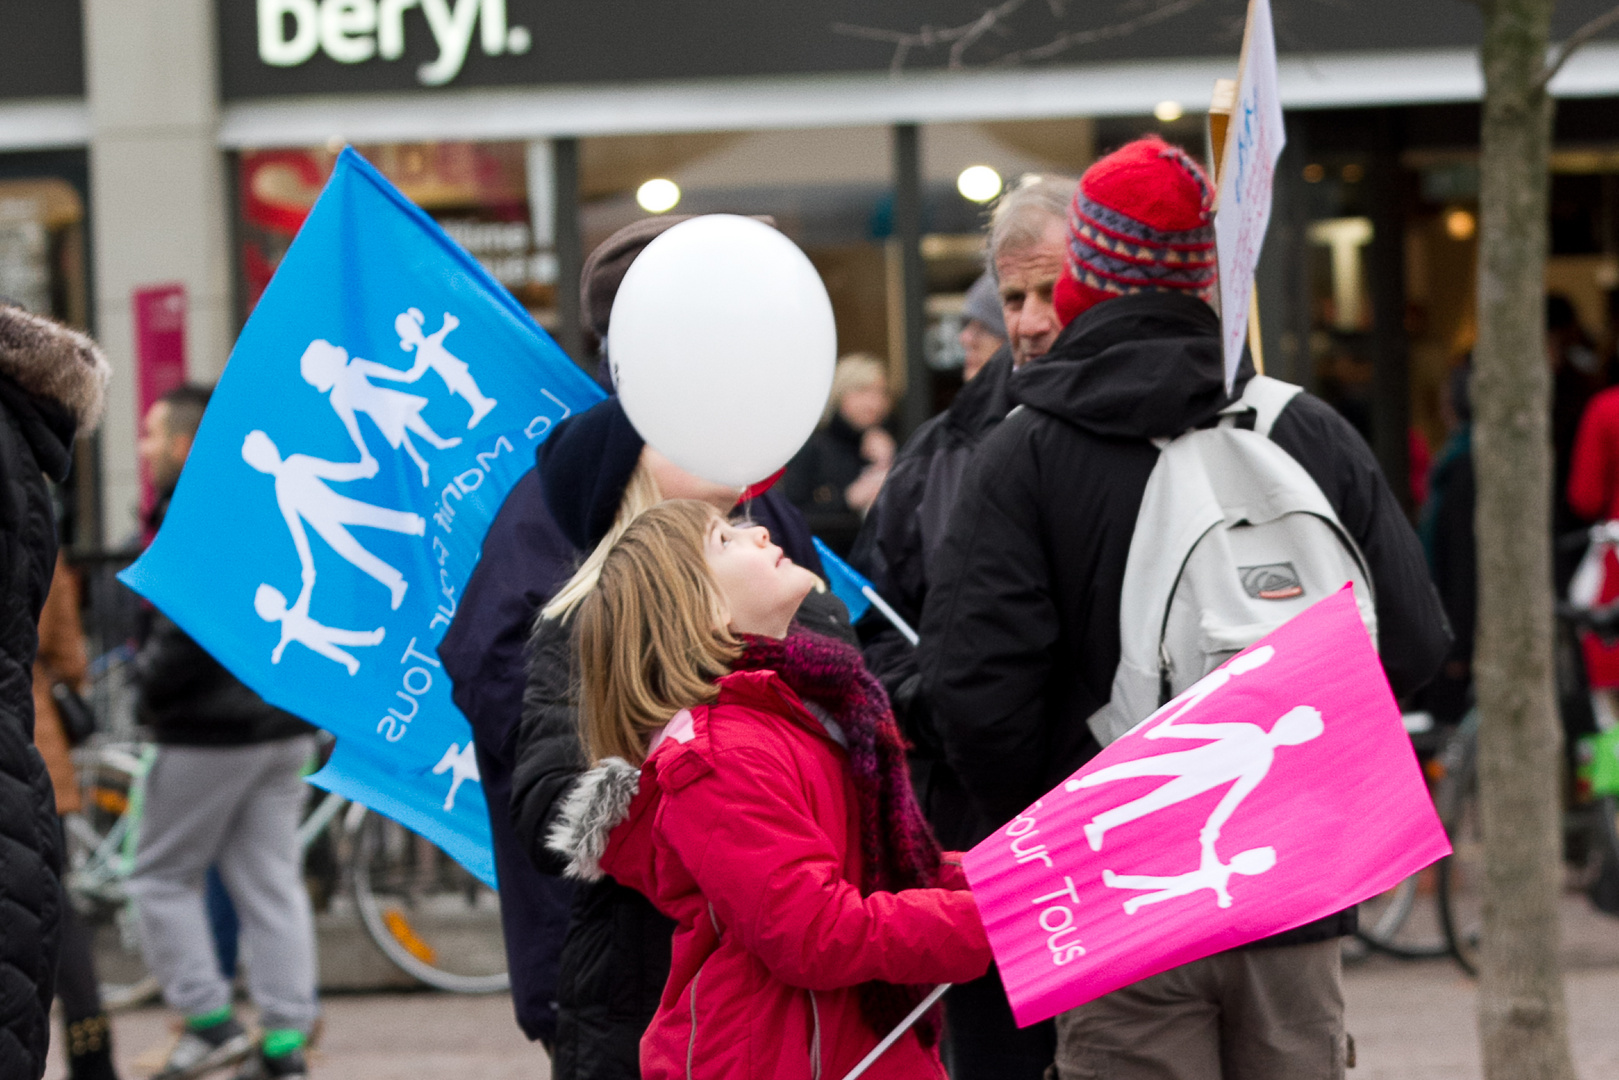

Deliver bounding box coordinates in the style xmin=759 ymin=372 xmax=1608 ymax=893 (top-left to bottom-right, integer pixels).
xmin=66 ymin=1013 xmax=120 ymax=1080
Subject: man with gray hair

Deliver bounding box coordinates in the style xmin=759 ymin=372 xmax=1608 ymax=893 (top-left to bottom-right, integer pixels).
xmin=850 ymin=172 xmax=1077 ymax=1080
xmin=989 ymin=173 xmax=1078 ymax=369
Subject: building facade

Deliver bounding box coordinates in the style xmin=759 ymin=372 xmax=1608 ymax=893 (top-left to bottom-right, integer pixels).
xmin=2 ymin=0 xmax=1618 ymax=544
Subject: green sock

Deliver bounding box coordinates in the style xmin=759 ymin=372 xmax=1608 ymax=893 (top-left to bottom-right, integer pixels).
xmin=187 ymin=1006 xmax=233 ymax=1031
xmin=262 ymin=1029 xmax=306 ymax=1059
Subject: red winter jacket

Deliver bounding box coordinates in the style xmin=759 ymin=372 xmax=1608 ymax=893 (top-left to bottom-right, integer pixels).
xmin=549 ymin=669 xmax=992 ymax=1080
xmin=1569 ymin=387 xmax=1619 ymax=523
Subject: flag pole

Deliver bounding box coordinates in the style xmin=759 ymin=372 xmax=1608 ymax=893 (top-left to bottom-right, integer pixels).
xmin=862 ymin=586 xmax=919 ymax=646
xmin=838 ymin=983 xmax=951 ymax=1080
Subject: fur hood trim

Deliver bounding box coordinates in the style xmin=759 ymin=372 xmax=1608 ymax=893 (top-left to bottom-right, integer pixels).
xmin=546 ymin=757 xmax=642 ymax=881
xmin=0 ymin=305 xmax=112 ymax=432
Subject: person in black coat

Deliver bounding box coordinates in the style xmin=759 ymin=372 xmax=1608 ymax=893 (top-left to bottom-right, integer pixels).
xmin=782 ymin=355 xmax=895 ymax=556
xmin=508 ymin=395 xmax=844 ymax=1080
xmin=0 ymin=301 xmax=109 ymax=1080
xmin=850 ymin=179 xmax=1073 ymax=1080
xmin=438 ymin=215 xmax=820 ymax=1056
xmin=920 ymin=138 xmax=1451 ymax=1079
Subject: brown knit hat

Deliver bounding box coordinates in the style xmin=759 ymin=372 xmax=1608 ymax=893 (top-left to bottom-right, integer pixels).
xmin=581 ymin=213 xmax=781 ymax=344
xmin=580 ymin=216 xmax=694 ymax=341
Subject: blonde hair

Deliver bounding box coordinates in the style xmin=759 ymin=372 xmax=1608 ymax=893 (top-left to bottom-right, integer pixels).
xmin=823 ymin=353 xmax=889 ymax=426
xmin=574 ymin=500 xmax=741 ymax=765
xmin=541 ymin=459 xmax=663 ymax=621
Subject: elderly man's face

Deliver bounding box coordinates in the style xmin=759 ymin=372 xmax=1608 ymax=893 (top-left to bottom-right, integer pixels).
xmin=996 ymin=217 xmax=1068 ymax=368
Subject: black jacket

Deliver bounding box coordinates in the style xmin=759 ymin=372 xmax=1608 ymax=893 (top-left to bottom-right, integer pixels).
xmin=133 ymin=612 xmax=314 ymax=746
xmin=920 ymin=293 xmax=1451 ymax=942
xmin=0 ymin=305 xmax=107 ymax=1080
xmin=783 ymin=413 xmax=876 ymax=556
xmin=438 ymin=467 xmax=585 ymax=1045
xmin=511 ymin=589 xmax=852 ymax=1080
xmin=853 ymin=347 xmax=1014 ymax=849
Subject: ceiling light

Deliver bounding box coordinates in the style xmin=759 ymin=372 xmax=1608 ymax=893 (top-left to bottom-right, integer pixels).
xmin=1154 ymin=100 xmax=1184 ymax=122
xmin=636 ymin=178 xmax=680 ymax=214
xmin=957 ymin=165 xmax=1003 ymax=204
xmin=1444 ymin=208 xmax=1476 ymax=241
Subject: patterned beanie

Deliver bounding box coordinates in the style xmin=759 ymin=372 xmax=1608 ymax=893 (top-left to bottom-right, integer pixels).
xmin=1053 ymin=136 xmax=1217 ymax=327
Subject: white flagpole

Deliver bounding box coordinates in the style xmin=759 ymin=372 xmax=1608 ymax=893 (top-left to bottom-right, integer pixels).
xmin=861 ymin=585 xmax=920 ymax=647
xmin=838 ymin=983 xmax=951 ymax=1080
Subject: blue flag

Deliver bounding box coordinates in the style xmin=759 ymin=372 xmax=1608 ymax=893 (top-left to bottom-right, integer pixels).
xmin=812 ymin=537 xmax=873 ymax=623
xmin=811 ymin=537 xmax=920 ymax=647
xmin=120 ymin=149 xmax=604 ymax=885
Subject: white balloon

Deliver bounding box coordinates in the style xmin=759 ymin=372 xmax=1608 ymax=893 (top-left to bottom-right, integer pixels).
xmin=609 ymin=215 xmax=837 ymax=488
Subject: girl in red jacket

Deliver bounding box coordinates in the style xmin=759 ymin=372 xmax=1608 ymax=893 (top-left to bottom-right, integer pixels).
xmin=546 ymin=499 xmax=993 ymax=1080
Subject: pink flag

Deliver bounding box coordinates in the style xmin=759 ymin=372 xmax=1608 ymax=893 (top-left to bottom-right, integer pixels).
xmin=963 ymin=585 xmax=1450 ymax=1027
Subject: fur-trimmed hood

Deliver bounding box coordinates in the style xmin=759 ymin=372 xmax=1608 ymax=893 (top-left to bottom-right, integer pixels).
xmin=0 ymin=304 xmax=111 ymax=433
xmin=546 ymin=756 xmax=642 ymax=881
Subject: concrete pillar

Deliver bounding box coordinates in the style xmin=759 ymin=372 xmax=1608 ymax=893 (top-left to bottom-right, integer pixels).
xmin=83 ymin=0 xmax=230 ymax=545
xmin=551 ymin=137 xmax=584 ymax=367
xmin=892 ymin=123 xmax=928 ymax=438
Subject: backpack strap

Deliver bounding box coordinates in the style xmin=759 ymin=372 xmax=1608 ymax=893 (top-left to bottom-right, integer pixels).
xmin=1219 ymin=374 xmax=1303 ymax=438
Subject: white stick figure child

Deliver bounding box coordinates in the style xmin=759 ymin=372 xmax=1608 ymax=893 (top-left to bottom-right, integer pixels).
xmin=1069 ymin=697 xmax=1324 ymax=854
xmin=1103 ymin=845 xmax=1278 ymax=914
xmin=242 ymin=430 xmax=427 ymax=610
xmin=395 ymin=309 xmax=497 ymax=429
xmin=301 ymin=339 xmax=462 ymax=487
xmin=254 ymin=582 xmax=385 ymax=675
xmin=433 ymin=742 xmax=481 ymax=813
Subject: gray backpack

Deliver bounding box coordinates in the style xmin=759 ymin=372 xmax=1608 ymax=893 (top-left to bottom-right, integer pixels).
xmin=1086 ymin=375 xmax=1379 ymax=746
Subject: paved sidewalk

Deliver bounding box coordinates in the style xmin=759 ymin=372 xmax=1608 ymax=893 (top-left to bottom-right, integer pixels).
xmin=46 ymin=960 xmax=1619 ymax=1080
xmin=47 ymin=897 xmax=1619 ymax=1079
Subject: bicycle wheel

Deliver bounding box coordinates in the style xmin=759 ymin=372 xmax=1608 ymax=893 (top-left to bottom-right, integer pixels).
xmin=1435 ymin=723 xmax=1483 ymax=976
xmin=1350 ymin=869 xmax=1450 ymax=959
xmin=350 ymin=809 xmax=509 ymax=993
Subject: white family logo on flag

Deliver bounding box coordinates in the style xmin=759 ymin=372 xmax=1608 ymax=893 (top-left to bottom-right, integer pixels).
xmin=433 ymin=742 xmax=481 ymax=812
xmin=241 ymin=307 xmax=494 ymax=675
xmin=1066 ymin=646 xmax=1324 ymax=913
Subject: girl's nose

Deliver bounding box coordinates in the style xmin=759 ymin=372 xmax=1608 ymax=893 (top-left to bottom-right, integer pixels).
xmin=750 ymin=525 xmax=772 ymax=546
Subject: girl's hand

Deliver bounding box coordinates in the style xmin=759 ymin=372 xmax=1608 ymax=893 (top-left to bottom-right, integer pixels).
xmin=937 ymin=853 xmax=971 ymax=891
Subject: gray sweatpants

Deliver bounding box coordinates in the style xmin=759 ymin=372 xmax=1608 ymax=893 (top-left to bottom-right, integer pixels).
xmin=127 ymin=737 xmax=319 ymax=1033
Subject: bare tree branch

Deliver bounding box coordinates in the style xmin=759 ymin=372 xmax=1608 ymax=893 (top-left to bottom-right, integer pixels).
xmin=832 ymin=0 xmax=1030 ymax=75
xmin=832 ymin=0 xmax=1207 ymax=75
xmin=1535 ymin=2 xmax=1619 ymax=92
xmin=993 ymin=0 xmax=1208 ymax=66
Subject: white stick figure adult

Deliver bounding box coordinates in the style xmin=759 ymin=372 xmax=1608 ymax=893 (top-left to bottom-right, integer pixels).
xmin=254 ymin=582 xmax=385 ymax=675
xmin=300 ymin=339 xmax=462 ymax=487
xmin=395 ymin=309 xmax=497 ymax=429
xmin=1103 ymin=845 xmax=1278 ymax=914
xmin=241 ymin=430 xmax=427 ymax=610
xmin=432 ymin=742 xmax=481 ymax=813
xmin=1070 ymin=703 xmax=1323 ymax=853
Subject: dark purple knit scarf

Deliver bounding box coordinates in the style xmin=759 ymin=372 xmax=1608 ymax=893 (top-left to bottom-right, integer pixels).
xmin=733 ymin=630 xmax=945 ymax=1046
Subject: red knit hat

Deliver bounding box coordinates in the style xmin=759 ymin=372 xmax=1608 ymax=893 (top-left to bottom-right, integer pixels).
xmin=1053 ymin=136 xmax=1217 ymax=327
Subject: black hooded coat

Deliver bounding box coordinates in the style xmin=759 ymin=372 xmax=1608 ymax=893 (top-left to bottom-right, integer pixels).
xmin=445 ymin=404 xmax=829 ymax=1076
xmin=919 ymin=292 xmax=1451 ymax=946
xmin=853 ymin=346 xmax=1014 ymax=850
xmin=0 ymin=305 xmax=107 ymax=1079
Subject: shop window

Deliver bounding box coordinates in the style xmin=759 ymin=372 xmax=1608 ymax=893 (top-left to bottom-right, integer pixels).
xmin=0 ymin=178 xmax=87 ymax=326
xmin=238 ymin=142 xmax=558 ymax=327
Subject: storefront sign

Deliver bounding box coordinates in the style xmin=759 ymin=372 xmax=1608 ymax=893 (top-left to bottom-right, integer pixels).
xmin=256 ymin=0 xmax=531 ymax=87
xmin=219 ymin=0 xmax=1555 ymax=101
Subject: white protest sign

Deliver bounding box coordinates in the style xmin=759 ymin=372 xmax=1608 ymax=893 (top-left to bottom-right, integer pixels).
xmin=1213 ymin=0 xmax=1286 ymax=393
